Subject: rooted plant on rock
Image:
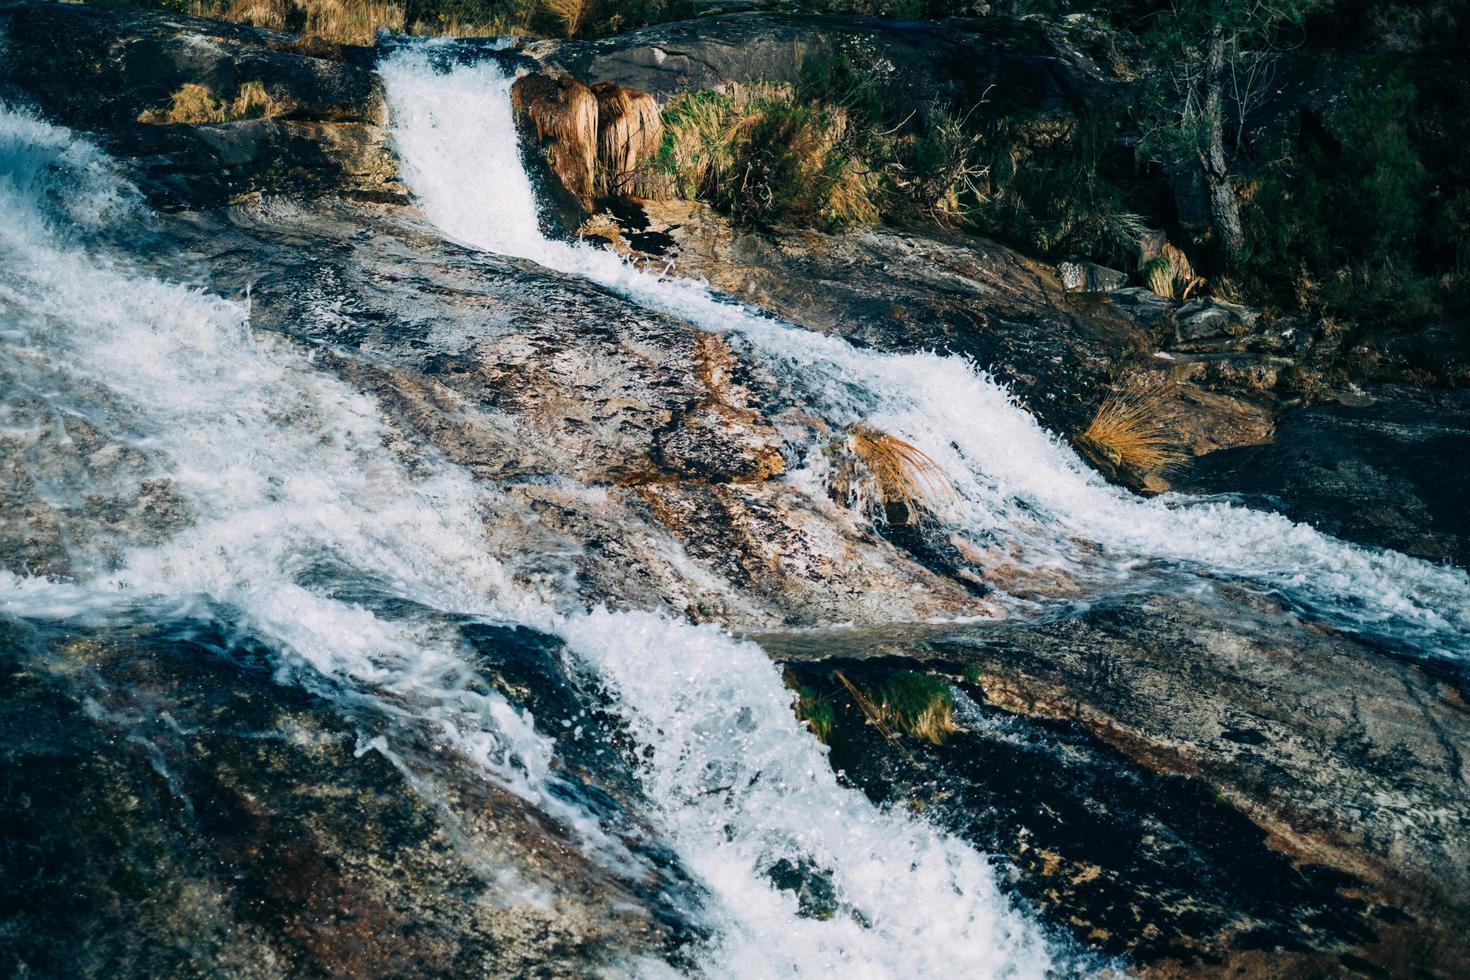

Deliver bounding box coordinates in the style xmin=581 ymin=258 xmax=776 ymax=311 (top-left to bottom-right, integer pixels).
xmin=1076 ymin=378 xmax=1186 ymax=477
xmin=826 ymin=423 xmax=954 ymax=525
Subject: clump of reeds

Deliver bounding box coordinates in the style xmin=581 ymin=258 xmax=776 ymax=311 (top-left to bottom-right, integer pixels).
xmin=875 ymin=671 xmax=956 ymax=745
xmin=542 ymin=0 xmax=585 ymax=37
xmin=1141 ymin=240 xmax=1204 ymax=300
xmin=657 ymin=83 xmax=880 ymax=229
xmin=826 ymin=423 xmax=954 ymax=525
xmin=592 ymin=82 xmax=664 ymax=198
xmin=229 ymin=80 xmax=287 ymax=119
xmin=1077 ymin=378 xmax=1186 ymax=474
xmin=836 ymin=670 xmax=956 ymax=746
xmin=793 ymin=687 xmax=835 ymax=745
xmin=138 ymin=81 xmax=289 ymax=125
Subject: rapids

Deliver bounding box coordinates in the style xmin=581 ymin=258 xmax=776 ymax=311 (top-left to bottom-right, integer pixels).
xmin=379 ymin=44 xmax=1470 ymax=659
xmin=1 ymin=30 xmax=1467 ymax=980
xmin=0 ymin=99 xmax=1051 ymax=977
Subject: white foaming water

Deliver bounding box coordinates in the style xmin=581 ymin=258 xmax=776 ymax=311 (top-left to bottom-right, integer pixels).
xmin=560 ymin=610 xmax=1051 ymax=976
xmin=0 ymin=103 xmax=619 ymax=861
xmin=379 ymin=47 xmax=1470 ymax=657
xmin=0 ymin=102 xmax=1056 ymax=975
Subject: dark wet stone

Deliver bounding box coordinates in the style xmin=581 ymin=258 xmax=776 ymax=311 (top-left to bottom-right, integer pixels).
xmin=0 ymin=613 xmax=703 ymax=978
xmin=786 ymin=654 xmax=1381 ymax=972
xmin=0 ymin=1 xmax=396 ymax=208
xmin=1175 ymin=386 xmax=1470 ymax=568
xmin=759 ymin=588 xmax=1470 ymax=976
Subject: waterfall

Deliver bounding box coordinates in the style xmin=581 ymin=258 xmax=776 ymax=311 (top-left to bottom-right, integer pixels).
xmin=378 ymin=46 xmax=1470 ymax=661
xmin=0 ymin=101 xmax=1056 ymax=975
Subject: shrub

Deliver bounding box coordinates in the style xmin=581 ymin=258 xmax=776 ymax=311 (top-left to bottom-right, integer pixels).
xmin=966 ymin=101 xmax=1148 ymax=269
xmin=1077 ymin=378 xmax=1185 ymax=474
xmin=1239 ymin=69 xmax=1451 ymax=330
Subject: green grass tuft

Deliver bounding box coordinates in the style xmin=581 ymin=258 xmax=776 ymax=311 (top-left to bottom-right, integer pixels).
xmin=794 ymin=687 xmax=836 ymax=745
xmin=874 ymin=671 xmax=955 ymax=745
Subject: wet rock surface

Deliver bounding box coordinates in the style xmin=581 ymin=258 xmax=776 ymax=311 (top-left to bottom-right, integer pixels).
xmin=162 ymin=198 xmax=989 ymax=629
xmin=0 ymin=1 xmax=395 ymax=207
xmin=763 ymin=588 xmax=1470 ymax=976
xmin=626 ymin=199 xmax=1153 ymax=435
xmin=0 ymin=614 xmax=703 ymax=978
xmin=1 ymin=4 xmax=1468 ymax=976
xmin=1175 ymin=386 xmax=1470 ymax=569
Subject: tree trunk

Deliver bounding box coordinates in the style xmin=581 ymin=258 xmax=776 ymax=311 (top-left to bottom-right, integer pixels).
xmin=1199 ymin=24 xmax=1245 ymax=269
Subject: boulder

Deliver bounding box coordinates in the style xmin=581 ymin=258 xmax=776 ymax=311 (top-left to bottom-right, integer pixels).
xmin=1174 ymin=385 xmax=1470 ymax=567
xmin=531 ymin=11 xmax=1121 ymax=109
xmin=0 ymin=0 xmax=394 ymax=207
xmin=1175 ymin=298 xmax=1260 ymax=345
xmin=1057 ymin=258 xmax=1127 ymax=293
xmin=769 ymin=589 xmax=1470 ymax=976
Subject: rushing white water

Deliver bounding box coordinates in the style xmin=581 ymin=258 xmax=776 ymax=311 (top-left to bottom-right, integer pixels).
xmin=379 ymin=46 xmax=1470 ymax=659
xmin=0 ymin=102 xmax=624 ymax=864
xmin=0 ymin=101 xmax=1056 ymax=975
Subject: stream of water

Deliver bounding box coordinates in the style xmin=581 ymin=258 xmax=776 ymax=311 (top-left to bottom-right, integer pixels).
xmin=1 ymin=36 xmax=1468 ymax=978
xmin=379 ymin=44 xmax=1470 ymax=659
xmin=0 ymin=99 xmax=1050 ymax=977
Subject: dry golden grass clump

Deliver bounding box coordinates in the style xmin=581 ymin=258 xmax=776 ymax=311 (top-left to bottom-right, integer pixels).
xmin=591 ymin=82 xmax=663 ymax=198
xmin=138 ymin=81 xmax=289 ymax=125
xmin=658 ymin=83 xmax=880 ymax=228
xmin=1140 ymin=239 xmax=1204 ymax=300
xmin=1077 ymin=378 xmax=1186 ymax=474
xmin=189 ymin=0 xmax=415 ymax=44
xmin=827 ymin=423 xmax=955 ymax=524
xmin=138 ymin=83 xmax=228 ymax=124
xmin=512 ymin=72 xmax=600 ymax=203
xmin=542 ymin=0 xmax=585 ymax=37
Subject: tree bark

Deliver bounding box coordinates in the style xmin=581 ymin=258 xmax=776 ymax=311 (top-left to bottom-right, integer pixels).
xmin=1199 ymin=23 xmax=1245 ymax=269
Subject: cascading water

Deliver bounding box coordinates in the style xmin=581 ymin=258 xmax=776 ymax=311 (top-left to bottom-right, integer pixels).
xmin=378 ymin=45 xmax=1470 ymax=661
xmin=0 ymin=101 xmax=1057 ymax=975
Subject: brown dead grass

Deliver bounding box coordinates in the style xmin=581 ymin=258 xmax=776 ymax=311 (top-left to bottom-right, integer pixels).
xmin=191 ymin=0 xmax=513 ymax=44
xmin=138 ymin=83 xmax=227 ymax=124
xmin=1078 ymin=379 xmax=1186 ymax=473
xmin=592 ymin=82 xmax=662 ymax=198
xmin=828 ymin=423 xmax=954 ymax=524
xmin=512 ymin=72 xmax=600 ymax=202
xmin=542 ymin=0 xmax=587 ymax=37
xmin=230 ymin=80 xmax=290 ymax=119
xmin=138 ymin=81 xmax=288 ymax=125
xmin=1142 ymin=241 xmax=1204 ymax=301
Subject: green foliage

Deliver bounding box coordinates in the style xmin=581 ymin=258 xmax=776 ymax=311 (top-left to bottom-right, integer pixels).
xmin=874 ymin=671 xmax=955 ymax=744
xmin=656 ymin=83 xmax=879 ymax=229
xmin=967 ymin=101 xmax=1147 ymax=267
xmin=1240 ymin=69 xmax=1450 ymax=327
xmin=793 ymin=687 xmax=836 ymax=745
